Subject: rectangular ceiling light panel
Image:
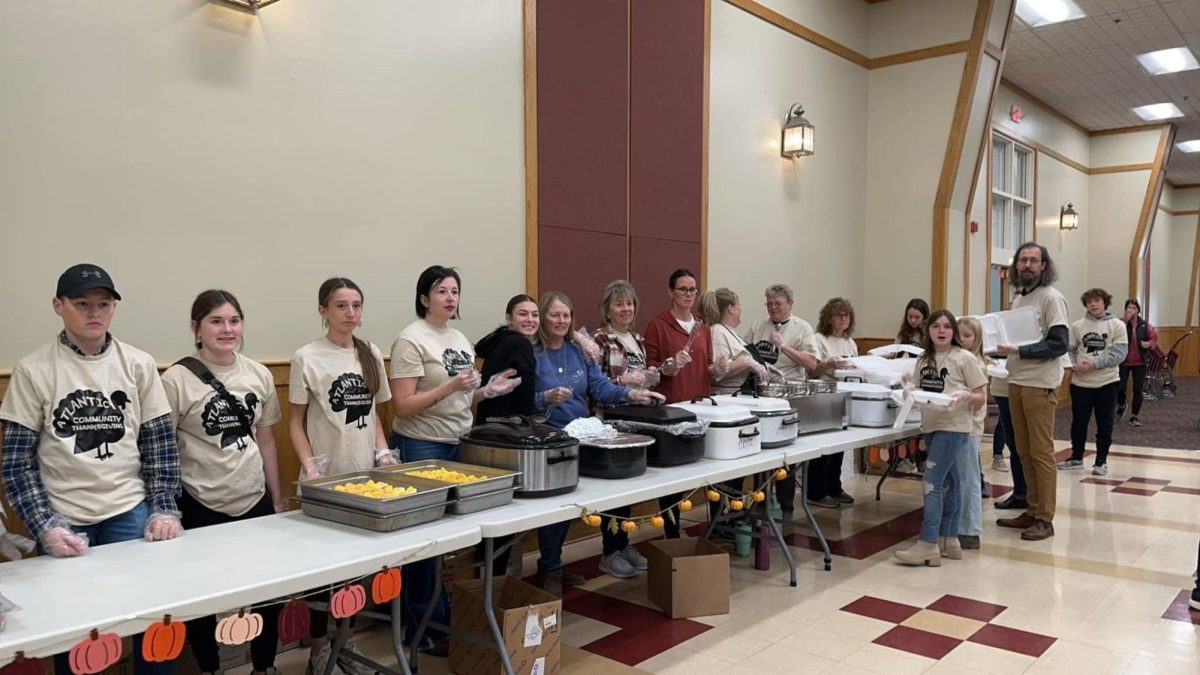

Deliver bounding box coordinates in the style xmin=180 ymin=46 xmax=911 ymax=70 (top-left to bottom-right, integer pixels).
xmin=1015 ymin=0 xmax=1086 ymax=27
xmin=1136 ymin=47 xmax=1200 ymax=76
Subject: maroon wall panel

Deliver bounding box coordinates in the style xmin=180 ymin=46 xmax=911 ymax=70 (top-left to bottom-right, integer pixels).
xmin=629 ymin=236 xmax=702 ymax=333
xmin=628 ymin=0 xmax=705 ymax=244
xmin=537 ymin=0 xmax=630 ymax=236
xmin=538 ymin=225 xmax=628 ymax=331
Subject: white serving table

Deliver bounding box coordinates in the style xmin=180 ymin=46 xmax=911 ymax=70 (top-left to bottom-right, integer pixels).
xmin=0 ymin=511 xmax=479 ymax=674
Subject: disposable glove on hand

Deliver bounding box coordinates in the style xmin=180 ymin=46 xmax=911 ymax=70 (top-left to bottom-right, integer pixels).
xmin=39 ymin=526 xmax=89 ymax=558
xmin=573 ymin=330 xmax=602 ymax=364
xmin=145 ymin=513 xmax=183 ymax=542
xmin=950 ymin=389 xmax=974 ymax=409
xmin=375 ymin=448 xmax=399 ymax=466
xmin=483 ymin=369 xmax=522 ymax=399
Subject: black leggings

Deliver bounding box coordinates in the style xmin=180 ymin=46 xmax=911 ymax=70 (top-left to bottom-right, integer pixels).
xmin=806 ymin=453 xmax=844 ymax=501
xmin=1069 ymin=382 xmax=1119 ymax=465
xmin=177 ymin=491 xmax=281 ymax=673
xmin=1117 ymin=365 xmax=1147 ymax=415
xmin=601 ymin=506 xmax=633 ymax=555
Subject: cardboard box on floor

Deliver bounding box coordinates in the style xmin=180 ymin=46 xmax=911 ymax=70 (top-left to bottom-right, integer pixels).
xmin=450 ymin=576 xmax=561 ymax=675
xmin=646 ymin=538 xmax=730 ymax=619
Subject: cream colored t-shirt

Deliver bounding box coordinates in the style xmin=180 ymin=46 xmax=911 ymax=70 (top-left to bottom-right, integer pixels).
xmin=967 ymin=354 xmax=987 ymax=437
xmin=710 ymin=323 xmax=753 ymax=395
xmin=746 ymin=315 xmax=818 ymax=380
xmin=814 ymin=333 xmax=858 ymax=381
xmin=289 ymin=337 xmax=391 ymax=476
xmin=1069 ymin=314 xmax=1127 ymax=388
xmin=613 ymin=331 xmax=646 ymax=370
xmin=162 ymin=354 xmax=282 ymax=516
xmin=916 ymin=347 xmax=988 ymax=434
xmin=1006 ymin=285 xmax=1070 ymax=389
xmin=0 ymin=338 xmax=170 ymax=526
xmin=389 ymin=320 xmax=476 ymax=443
xmin=989 ymin=358 xmax=1009 ymax=398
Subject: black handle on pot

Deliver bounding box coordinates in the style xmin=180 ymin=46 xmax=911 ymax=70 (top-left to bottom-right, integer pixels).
xmin=546 ymin=454 xmax=578 ymax=465
xmin=690 ymin=396 xmax=717 ymax=405
xmin=731 ymin=390 xmax=760 ymax=399
xmin=781 ymin=415 xmax=799 ymax=426
xmin=738 ymin=428 xmax=761 ymax=439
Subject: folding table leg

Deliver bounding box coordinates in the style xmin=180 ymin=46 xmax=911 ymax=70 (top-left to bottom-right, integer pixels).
xmin=875 ymin=443 xmax=900 ymax=501
xmin=798 ymin=460 xmax=832 ymax=571
xmin=325 ymin=619 xmax=350 ymax=675
xmin=409 ymin=554 xmax=444 ymax=672
xmin=390 ymin=590 xmax=414 ymax=675
xmin=763 ymin=476 xmax=797 ymax=586
xmin=482 ymin=538 xmax=517 ymax=675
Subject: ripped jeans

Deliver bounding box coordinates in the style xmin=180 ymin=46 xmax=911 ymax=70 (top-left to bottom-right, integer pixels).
xmin=919 ymin=430 xmax=967 ymax=544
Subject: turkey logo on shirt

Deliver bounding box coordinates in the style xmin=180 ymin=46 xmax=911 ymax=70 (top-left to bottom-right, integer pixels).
xmin=52 ymin=389 xmax=129 ymax=460
xmin=201 ymin=393 xmax=259 ymax=450
xmin=441 ymin=349 xmax=474 ymax=376
xmin=1081 ymin=332 xmax=1107 ymax=356
xmin=329 ymin=373 xmax=374 ymax=429
xmin=754 ymin=340 xmax=780 ymax=365
xmin=919 ymin=366 xmax=949 ymax=393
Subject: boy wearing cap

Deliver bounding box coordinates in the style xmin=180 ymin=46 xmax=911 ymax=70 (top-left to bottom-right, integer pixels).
xmin=1 ymin=263 xmax=183 ymax=559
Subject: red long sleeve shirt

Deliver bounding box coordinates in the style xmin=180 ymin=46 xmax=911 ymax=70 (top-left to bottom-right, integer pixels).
xmin=643 ymin=310 xmax=712 ymax=404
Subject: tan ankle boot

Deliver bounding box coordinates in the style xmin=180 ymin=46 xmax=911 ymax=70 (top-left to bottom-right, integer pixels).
xmin=894 ymin=540 xmax=941 ymax=567
xmin=939 ymin=536 xmax=963 ymax=560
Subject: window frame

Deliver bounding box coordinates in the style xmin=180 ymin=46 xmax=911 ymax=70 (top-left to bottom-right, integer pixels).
xmin=990 ymin=132 xmax=1034 ymax=258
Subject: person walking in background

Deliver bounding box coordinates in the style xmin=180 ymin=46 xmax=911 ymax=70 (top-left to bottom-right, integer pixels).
xmin=1116 ymin=299 xmax=1157 ymax=428
xmin=1058 ymin=288 xmax=1127 ymax=476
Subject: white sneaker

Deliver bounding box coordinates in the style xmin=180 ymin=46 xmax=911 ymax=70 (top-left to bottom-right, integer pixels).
xmin=306 ymin=647 xmax=347 ymax=675
xmin=599 ymin=552 xmax=638 ymax=579
xmin=618 ymin=546 xmax=648 ymax=571
xmin=1092 ymin=464 xmax=1109 ymax=476
xmin=992 ymin=457 xmax=1010 ymax=472
xmin=337 ymin=642 xmax=376 ymax=675
xmin=895 ymin=459 xmax=917 ymax=474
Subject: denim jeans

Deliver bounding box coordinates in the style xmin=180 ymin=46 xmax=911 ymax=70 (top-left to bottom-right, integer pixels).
xmin=995 ymin=396 xmax=1026 ymax=498
xmin=390 ymin=433 xmax=458 ymax=642
xmin=537 ymin=520 xmax=572 ymax=572
xmin=919 ymin=431 xmax=966 ymax=543
xmin=956 ymin=436 xmax=982 ymax=536
xmin=48 ymin=502 xmax=174 ymax=675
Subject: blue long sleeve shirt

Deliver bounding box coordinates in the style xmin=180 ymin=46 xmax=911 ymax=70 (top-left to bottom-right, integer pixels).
xmin=534 ymin=342 xmax=630 ymax=429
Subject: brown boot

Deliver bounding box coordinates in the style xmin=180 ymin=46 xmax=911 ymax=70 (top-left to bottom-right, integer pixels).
xmin=996 ymin=513 xmax=1036 ymax=529
xmin=1021 ymin=519 xmax=1054 ymax=541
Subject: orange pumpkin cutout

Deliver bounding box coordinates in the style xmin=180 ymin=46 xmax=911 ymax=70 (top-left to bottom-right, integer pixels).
xmin=372 ymin=567 xmax=402 ymax=605
xmin=331 ymin=584 xmax=366 ymax=619
xmin=69 ymin=629 xmax=122 ymax=675
xmin=277 ymin=600 xmax=311 ymax=645
xmin=215 ymin=609 xmax=263 ymax=646
xmin=142 ymin=615 xmax=186 ymax=663
xmin=1 ymin=652 xmax=43 ymax=675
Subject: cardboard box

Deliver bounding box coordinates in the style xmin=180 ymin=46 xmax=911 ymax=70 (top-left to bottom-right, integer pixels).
xmin=646 ymin=538 xmax=730 ymax=619
xmin=449 ymin=576 xmax=561 ymax=675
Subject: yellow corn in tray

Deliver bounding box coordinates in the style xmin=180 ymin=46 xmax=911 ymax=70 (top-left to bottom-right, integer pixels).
xmin=406 ymin=468 xmax=486 ymax=483
xmin=331 ymin=479 xmax=417 ymax=499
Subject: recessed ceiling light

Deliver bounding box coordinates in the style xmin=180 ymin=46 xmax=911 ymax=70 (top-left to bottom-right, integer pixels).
xmin=1135 ymin=47 xmax=1200 ymax=76
xmin=1132 ymin=102 xmax=1184 ymax=121
xmin=1178 ymin=140 xmax=1200 ymax=153
xmin=1015 ymin=0 xmax=1086 ymax=27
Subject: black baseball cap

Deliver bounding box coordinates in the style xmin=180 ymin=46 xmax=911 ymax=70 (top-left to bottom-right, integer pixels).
xmin=56 ymin=264 xmax=122 ymax=300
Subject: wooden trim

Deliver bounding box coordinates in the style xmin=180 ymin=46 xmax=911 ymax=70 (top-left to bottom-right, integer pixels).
xmin=1158 ymin=204 xmax=1200 ymax=217
xmin=1170 ymin=182 xmax=1200 ymax=190
xmin=723 ymin=0 xmax=870 ymax=67
xmin=998 ymin=77 xmax=1091 ymax=137
xmin=867 ymin=40 xmax=969 ymax=69
xmin=932 ymin=0 xmax=993 ymax=310
xmin=1189 ymin=210 xmax=1200 ymax=327
xmin=985 ymin=127 xmax=993 ymax=310
xmin=701 ymin=0 xmax=710 ymax=287
xmin=1032 ymin=147 xmax=1039 ymax=243
xmin=983 ymin=41 xmax=1002 ymax=60
xmin=1090 ymin=163 xmax=1153 ymax=175
xmin=1128 ymin=124 xmax=1177 ymax=302
xmin=523 ymin=0 xmax=539 ymax=297
xmin=994 ymin=123 xmax=1160 ymax=177
xmin=1091 ymin=123 xmax=1167 ymax=137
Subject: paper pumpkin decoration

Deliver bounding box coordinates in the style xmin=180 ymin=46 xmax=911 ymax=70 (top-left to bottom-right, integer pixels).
xmin=216 ymin=609 xmax=263 ymax=646
xmin=0 ymin=652 xmax=43 ymax=675
xmin=331 ymin=584 xmax=366 ymax=619
xmin=277 ymin=600 xmax=311 ymax=645
xmin=69 ymin=629 xmax=122 ymax=675
xmin=371 ymin=567 xmax=402 ymax=605
xmin=142 ymin=615 xmax=186 ymax=663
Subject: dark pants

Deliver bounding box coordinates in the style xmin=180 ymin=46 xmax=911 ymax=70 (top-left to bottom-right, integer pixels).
xmin=391 ymin=433 xmax=456 ymax=642
xmin=601 ymin=506 xmax=632 ymax=555
xmin=178 ymin=491 xmax=280 ymax=673
xmin=776 ymin=467 xmax=797 ymax=513
xmin=658 ymin=495 xmax=682 ymax=538
xmin=536 ymin=520 xmax=572 ymax=572
xmin=1117 ymin=365 xmax=1147 ymax=416
xmin=1069 ymin=382 xmax=1119 ymax=465
xmin=806 ymin=453 xmax=844 ymax=501
xmin=995 ymin=396 xmax=1026 ymax=498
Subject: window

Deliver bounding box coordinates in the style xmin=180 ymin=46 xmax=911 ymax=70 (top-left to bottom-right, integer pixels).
xmin=991 ymin=134 xmax=1033 ymax=254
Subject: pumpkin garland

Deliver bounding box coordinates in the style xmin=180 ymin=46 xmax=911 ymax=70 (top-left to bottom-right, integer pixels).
xmin=277 ymin=599 xmax=311 ymax=645
xmin=215 ymin=609 xmax=264 ymax=647
xmin=68 ymin=629 xmax=122 ymax=675
xmin=0 ymin=652 xmax=42 ymax=675
xmin=141 ymin=615 xmax=186 ymax=663
xmin=331 ymin=583 xmax=366 ymax=619
xmin=371 ymin=567 xmax=402 ymax=605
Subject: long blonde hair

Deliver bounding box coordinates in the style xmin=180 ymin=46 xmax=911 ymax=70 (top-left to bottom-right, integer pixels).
xmin=957 ymin=316 xmax=985 ymax=364
xmin=699 ymin=288 xmax=738 ymax=326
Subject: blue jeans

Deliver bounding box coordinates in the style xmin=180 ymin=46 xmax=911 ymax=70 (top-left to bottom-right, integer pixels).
xmin=48 ymin=502 xmax=174 ymax=675
xmin=390 ymin=433 xmax=458 ymax=643
xmin=537 ymin=521 xmax=572 ymax=572
xmin=995 ymin=396 xmax=1026 ymax=498
xmin=919 ymin=431 xmax=966 ymax=543
xmin=956 ymin=436 xmax=982 ymax=536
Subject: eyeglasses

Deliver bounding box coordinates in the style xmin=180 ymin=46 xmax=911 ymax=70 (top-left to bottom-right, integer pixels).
xmin=1016 ymin=257 xmax=1043 ymax=265
xmin=673 ymin=287 xmax=698 ymax=295
xmin=832 ymin=312 xmax=850 ymax=319
xmin=765 ymin=301 xmax=788 ymax=308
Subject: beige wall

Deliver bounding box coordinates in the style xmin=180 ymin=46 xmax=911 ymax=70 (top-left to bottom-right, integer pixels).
xmin=1151 ymin=185 xmax=1200 ymax=325
xmin=867 ymin=0 xmax=977 ymax=56
xmin=756 ymin=0 xmax=869 ymax=54
xmin=0 ymin=0 xmax=525 ymax=369
xmin=709 ymin=1 xmax=868 ymax=329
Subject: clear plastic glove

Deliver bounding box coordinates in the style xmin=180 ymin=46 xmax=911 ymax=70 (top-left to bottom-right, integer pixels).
xmin=748 ymin=360 xmax=769 ymax=381
xmin=448 ymin=368 xmax=482 ymax=393
xmin=145 ymin=512 xmax=183 ymax=542
xmin=573 ymin=328 xmax=602 ymax=364
xmin=300 ymin=455 xmax=330 ymax=480
xmin=483 ymin=369 xmax=522 ymax=398
xmin=617 ymin=370 xmax=647 ymax=387
xmin=949 ymin=389 xmax=974 ymax=409
xmin=39 ymin=526 xmax=89 ymax=558
xmin=709 ymin=355 xmax=731 ymax=380
xmin=375 ymin=448 xmax=398 ymax=466
xmin=641 ymin=367 xmax=662 ymax=389
xmin=540 ymin=386 xmax=573 ymax=407
xmin=769 ymin=330 xmax=786 ymax=347
xmin=629 ymin=389 xmax=666 ymax=406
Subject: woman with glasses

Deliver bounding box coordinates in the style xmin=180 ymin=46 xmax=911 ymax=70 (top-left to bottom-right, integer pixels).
xmin=806 ymin=298 xmax=858 ymax=508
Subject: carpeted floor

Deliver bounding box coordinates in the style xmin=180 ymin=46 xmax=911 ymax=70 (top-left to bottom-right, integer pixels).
xmin=1051 ymin=376 xmax=1199 ymax=451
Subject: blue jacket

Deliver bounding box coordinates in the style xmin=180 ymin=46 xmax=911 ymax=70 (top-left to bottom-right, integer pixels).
xmin=534 ymin=341 xmax=630 ymax=429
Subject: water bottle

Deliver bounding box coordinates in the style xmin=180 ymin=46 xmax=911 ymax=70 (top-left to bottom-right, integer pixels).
xmin=734 ymin=523 xmax=752 ymax=557
xmin=754 ymin=525 xmax=771 ymax=570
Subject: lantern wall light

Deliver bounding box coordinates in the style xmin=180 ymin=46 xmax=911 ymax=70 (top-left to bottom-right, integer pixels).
xmin=1060 ymin=203 xmax=1079 ymax=231
xmin=781 ymin=104 xmax=815 ymax=158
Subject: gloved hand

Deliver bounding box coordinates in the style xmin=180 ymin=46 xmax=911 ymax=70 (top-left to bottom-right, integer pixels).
xmin=300 ymin=455 xmax=330 ymax=480
xmin=709 ymin=355 xmax=731 ymax=380
xmin=38 ymin=526 xmax=89 ymax=558
xmin=618 ymin=370 xmax=647 ymax=388
xmin=641 ymin=367 xmax=662 ymax=389
xmin=145 ymin=513 xmax=183 ymax=542
xmin=769 ymin=330 xmax=786 ymax=347
xmin=629 ymin=389 xmax=666 ymax=405
xmin=482 ymin=369 xmax=522 ymax=399
xmin=540 ymin=386 xmax=572 ymax=407
xmin=950 ymin=389 xmax=974 ymax=408
xmin=748 ymin=360 xmax=769 ymax=381
xmin=375 ymin=448 xmax=399 ymax=466
xmin=447 ymin=369 xmax=482 ymax=393
xmin=573 ymin=329 xmax=602 ymax=364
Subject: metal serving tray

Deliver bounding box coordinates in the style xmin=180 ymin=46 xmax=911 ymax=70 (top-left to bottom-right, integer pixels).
xmin=296 ymin=497 xmax=447 ymax=532
xmin=298 ymin=470 xmax=451 ymax=516
xmin=578 ymin=432 xmax=656 ymax=450
xmin=376 ymin=460 xmax=520 ymax=500
xmin=446 ymin=487 xmax=518 ymax=515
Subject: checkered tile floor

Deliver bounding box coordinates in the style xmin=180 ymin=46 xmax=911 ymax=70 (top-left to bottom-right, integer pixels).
xmin=1163 ymin=590 xmax=1200 ymax=626
xmin=840 ymin=594 xmax=1057 ymax=660
xmin=1080 ymin=475 xmax=1200 ymax=497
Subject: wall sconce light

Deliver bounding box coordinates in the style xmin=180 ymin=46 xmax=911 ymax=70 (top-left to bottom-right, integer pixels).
xmin=1060 ymin=203 xmax=1079 ymax=230
xmin=781 ymin=104 xmax=815 ymax=158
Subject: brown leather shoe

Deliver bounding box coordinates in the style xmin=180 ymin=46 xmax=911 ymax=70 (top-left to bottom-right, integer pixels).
xmin=1021 ymin=519 xmax=1054 ymax=541
xmin=996 ymin=513 xmax=1036 ymax=529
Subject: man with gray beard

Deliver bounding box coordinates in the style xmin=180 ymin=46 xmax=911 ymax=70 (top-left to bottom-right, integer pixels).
xmin=994 ymin=242 xmax=1070 ymax=541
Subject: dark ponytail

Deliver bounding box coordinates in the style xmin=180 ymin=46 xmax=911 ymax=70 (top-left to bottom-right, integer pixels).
xmin=318 ymin=277 xmax=382 ymax=396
